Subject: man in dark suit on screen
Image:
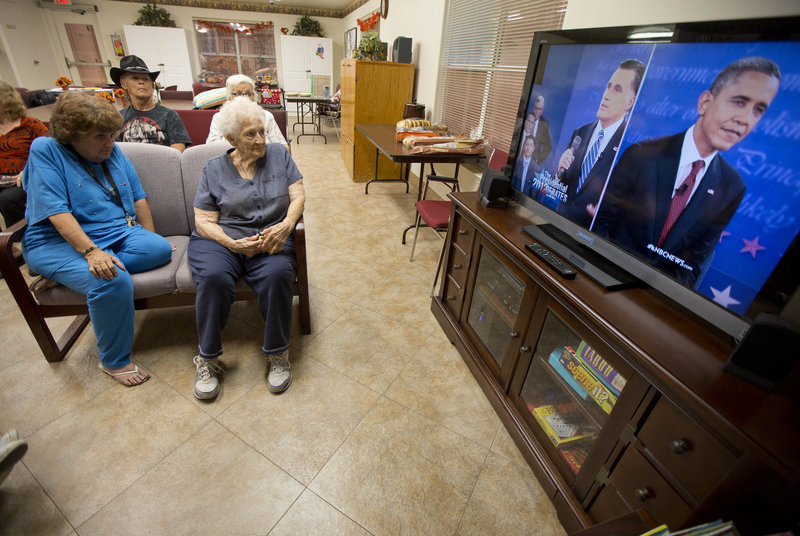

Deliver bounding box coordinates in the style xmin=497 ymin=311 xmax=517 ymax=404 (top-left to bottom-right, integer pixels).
xmin=555 ymin=59 xmax=646 ymax=228
xmin=593 ymin=57 xmax=781 ymax=288
xmin=511 ymin=136 xmax=541 ymax=196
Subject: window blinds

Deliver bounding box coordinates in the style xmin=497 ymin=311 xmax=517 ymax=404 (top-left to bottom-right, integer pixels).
xmin=435 ymin=0 xmax=567 ymax=159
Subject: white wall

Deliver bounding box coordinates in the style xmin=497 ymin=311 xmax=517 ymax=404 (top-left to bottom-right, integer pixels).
xmin=0 ymin=0 xmax=63 ymax=88
xmin=563 ymin=0 xmax=800 ymax=28
xmin=342 ymin=0 xmax=446 ymax=121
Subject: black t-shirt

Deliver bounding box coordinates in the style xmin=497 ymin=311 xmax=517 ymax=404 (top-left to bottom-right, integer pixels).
xmin=117 ymin=105 xmax=192 ymax=147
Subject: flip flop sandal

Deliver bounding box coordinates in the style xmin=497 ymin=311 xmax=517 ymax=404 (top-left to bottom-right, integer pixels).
xmin=98 ymin=363 xmax=150 ymax=386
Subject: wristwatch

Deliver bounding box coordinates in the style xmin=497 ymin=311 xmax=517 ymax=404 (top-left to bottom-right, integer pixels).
xmin=81 ymin=245 xmax=97 ymax=256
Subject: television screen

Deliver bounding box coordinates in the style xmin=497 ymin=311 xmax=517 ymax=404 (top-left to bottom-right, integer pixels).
xmin=508 ymin=18 xmax=800 ymax=340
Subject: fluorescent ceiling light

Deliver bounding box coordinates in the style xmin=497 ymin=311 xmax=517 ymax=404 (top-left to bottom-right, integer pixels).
xmin=628 ymin=27 xmax=673 ymax=40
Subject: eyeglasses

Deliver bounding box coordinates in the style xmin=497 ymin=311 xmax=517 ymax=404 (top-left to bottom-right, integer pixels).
xmin=232 ymin=91 xmax=254 ymax=98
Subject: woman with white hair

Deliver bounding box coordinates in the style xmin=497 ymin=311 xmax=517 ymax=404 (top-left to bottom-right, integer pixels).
xmin=189 ymin=97 xmax=304 ymax=400
xmin=205 ymin=74 xmax=287 ymax=147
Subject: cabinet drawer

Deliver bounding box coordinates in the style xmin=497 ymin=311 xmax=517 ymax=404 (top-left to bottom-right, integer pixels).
xmin=442 ymin=274 xmax=465 ymax=318
xmin=452 ymin=215 xmax=475 ymax=253
xmin=637 ymin=395 xmax=737 ymax=501
xmin=610 ymin=448 xmax=692 ymax=528
xmin=447 ymin=244 xmax=470 ymax=288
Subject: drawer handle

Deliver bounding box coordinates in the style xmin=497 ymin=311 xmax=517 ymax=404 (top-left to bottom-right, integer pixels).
xmin=453 ymin=264 xmax=462 ymax=270
xmin=520 ymin=346 xmax=531 ymax=353
xmin=446 ymin=295 xmax=456 ymax=301
xmin=510 ymin=331 xmax=519 ymax=338
xmin=669 ymin=439 xmax=690 ymax=454
xmin=634 ymin=487 xmax=652 ymax=502
xmin=458 ymin=230 xmax=468 ymax=236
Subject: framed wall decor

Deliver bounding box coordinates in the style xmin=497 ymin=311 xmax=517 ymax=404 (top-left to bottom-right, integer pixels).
xmin=110 ymin=33 xmax=125 ymax=57
xmin=345 ymin=27 xmax=357 ymax=59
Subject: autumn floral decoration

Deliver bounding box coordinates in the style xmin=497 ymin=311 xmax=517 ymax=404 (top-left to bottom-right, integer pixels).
xmin=114 ymin=88 xmax=126 ymax=100
xmin=55 ymin=76 xmax=73 ymax=88
xmin=356 ymin=11 xmax=380 ymax=32
xmin=97 ymin=91 xmax=116 ymax=103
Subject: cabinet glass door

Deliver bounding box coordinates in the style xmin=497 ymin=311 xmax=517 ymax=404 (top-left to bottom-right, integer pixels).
xmin=466 ymin=246 xmax=525 ymax=375
xmin=519 ymin=308 xmax=628 ymax=478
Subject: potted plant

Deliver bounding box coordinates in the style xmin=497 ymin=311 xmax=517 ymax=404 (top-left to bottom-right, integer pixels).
xmin=353 ymin=31 xmax=386 ymax=61
xmin=291 ymin=15 xmax=324 ymax=37
xmin=133 ymin=3 xmax=177 ymax=27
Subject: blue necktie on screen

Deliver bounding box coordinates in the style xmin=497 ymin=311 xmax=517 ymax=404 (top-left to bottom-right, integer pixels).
xmin=577 ymin=129 xmax=604 ymax=192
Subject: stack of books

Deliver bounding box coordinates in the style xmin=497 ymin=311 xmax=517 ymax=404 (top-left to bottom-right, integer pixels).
xmin=549 ymin=342 xmax=627 ymax=415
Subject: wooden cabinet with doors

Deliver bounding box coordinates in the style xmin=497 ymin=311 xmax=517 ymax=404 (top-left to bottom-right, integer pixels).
xmin=339 ymin=59 xmax=414 ymax=182
xmin=431 ymin=191 xmax=800 ymax=535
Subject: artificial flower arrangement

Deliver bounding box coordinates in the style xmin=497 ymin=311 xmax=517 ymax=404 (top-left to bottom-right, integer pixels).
xmin=114 ymin=88 xmax=126 ymax=99
xmin=356 ymin=12 xmax=380 ymax=32
xmin=55 ymin=76 xmax=73 ymax=88
xmin=97 ymin=91 xmax=115 ymax=103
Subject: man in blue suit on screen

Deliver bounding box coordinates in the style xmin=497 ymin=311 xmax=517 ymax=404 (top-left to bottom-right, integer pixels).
xmin=555 ymin=59 xmax=646 ymax=228
xmin=593 ymin=57 xmax=781 ymax=288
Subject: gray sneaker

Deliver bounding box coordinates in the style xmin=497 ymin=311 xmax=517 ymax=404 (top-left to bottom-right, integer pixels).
xmin=0 ymin=429 xmax=28 ymax=485
xmin=193 ymin=355 xmax=222 ymax=400
xmin=267 ymin=350 xmax=292 ymax=394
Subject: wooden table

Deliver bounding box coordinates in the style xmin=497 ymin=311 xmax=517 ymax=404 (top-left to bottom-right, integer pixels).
xmin=285 ymin=95 xmax=331 ymax=144
xmin=356 ymin=123 xmax=485 ymax=197
xmin=26 ymin=98 xmax=197 ymax=122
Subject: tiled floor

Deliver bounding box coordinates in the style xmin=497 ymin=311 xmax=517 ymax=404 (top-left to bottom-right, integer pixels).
xmin=0 ymin=121 xmax=568 ymax=536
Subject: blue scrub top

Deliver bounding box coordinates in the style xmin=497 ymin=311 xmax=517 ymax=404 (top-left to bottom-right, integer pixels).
xmin=22 ymin=137 xmax=147 ymax=263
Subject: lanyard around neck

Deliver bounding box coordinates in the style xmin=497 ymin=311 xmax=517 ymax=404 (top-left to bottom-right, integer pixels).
xmin=66 ymin=144 xmax=137 ymax=226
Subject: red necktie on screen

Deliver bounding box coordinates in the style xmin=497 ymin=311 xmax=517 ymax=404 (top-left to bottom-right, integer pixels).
xmin=658 ymin=160 xmax=705 ymax=247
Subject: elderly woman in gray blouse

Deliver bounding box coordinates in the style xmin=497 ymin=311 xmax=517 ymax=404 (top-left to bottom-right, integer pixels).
xmin=188 ymin=97 xmax=305 ymax=400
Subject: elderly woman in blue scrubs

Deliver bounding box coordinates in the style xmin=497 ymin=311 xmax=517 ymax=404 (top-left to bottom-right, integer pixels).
xmin=188 ymin=96 xmax=304 ymax=400
xmin=22 ymin=91 xmax=172 ymax=386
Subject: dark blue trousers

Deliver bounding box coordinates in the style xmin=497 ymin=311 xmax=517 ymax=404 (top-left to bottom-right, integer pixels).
xmin=188 ymin=234 xmax=296 ymax=358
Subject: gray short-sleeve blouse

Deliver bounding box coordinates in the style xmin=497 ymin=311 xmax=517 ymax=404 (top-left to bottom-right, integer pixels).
xmin=193 ymin=144 xmax=302 ymax=240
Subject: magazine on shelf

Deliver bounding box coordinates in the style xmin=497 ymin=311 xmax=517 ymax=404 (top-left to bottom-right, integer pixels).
xmin=575 ymin=341 xmax=627 ymax=396
xmin=531 ymin=405 xmax=596 ymax=447
xmin=559 ymin=346 xmax=617 ymax=414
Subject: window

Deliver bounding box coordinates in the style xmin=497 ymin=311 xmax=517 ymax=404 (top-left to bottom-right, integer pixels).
xmin=194 ymin=20 xmax=277 ymax=85
xmin=435 ymin=0 xmax=567 ymax=158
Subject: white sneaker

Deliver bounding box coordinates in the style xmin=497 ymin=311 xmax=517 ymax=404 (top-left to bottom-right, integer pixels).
xmin=267 ymin=350 xmax=292 ymax=394
xmin=0 ymin=429 xmax=28 ymax=485
xmin=193 ymin=355 xmax=222 ymax=400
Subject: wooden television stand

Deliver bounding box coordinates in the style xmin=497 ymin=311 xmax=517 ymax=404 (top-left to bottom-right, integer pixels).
xmin=431 ymin=191 xmax=799 ymax=534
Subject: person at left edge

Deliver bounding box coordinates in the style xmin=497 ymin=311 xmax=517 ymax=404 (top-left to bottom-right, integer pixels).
xmin=22 ymin=91 xmax=173 ymax=386
xmin=111 ymin=55 xmax=192 ymax=152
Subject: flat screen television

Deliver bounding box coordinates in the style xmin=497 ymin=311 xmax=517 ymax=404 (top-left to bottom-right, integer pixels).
xmin=506 ymin=17 xmax=800 ymax=341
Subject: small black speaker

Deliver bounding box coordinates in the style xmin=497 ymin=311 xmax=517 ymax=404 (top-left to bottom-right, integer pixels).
xmin=393 ymin=37 xmax=412 ymax=63
xmin=725 ymin=313 xmax=800 ymax=391
xmin=479 ymin=168 xmax=509 ymax=208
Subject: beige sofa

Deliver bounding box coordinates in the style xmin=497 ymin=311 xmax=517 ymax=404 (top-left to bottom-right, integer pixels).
xmin=0 ymin=142 xmax=310 ymax=362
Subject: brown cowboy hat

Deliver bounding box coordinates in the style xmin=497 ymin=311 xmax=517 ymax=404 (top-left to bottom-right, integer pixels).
xmin=110 ymin=55 xmax=160 ymax=86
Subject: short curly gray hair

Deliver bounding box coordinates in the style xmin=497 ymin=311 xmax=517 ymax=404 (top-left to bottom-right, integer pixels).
xmin=215 ymin=97 xmax=264 ymax=139
xmin=225 ymin=74 xmax=258 ymax=103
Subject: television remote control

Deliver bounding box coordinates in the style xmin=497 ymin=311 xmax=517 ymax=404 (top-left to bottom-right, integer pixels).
xmin=526 ymin=242 xmax=577 ymax=279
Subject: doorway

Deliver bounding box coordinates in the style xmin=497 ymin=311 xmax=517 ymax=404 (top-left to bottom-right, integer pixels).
xmin=52 ymin=11 xmax=109 ymax=86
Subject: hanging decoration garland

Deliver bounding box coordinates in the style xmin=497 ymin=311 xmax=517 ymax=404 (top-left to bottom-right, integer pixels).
xmin=356 ymin=11 xmax=380 ymax=32
xmin=196 ymin=20 xmax=273 ymax=34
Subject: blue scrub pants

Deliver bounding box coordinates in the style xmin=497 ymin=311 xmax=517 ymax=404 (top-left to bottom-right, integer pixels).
xmin=26 ymin=228 xmax=172 ymax=369
xmin=188 ymin=234 xmax=296 ymax=359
